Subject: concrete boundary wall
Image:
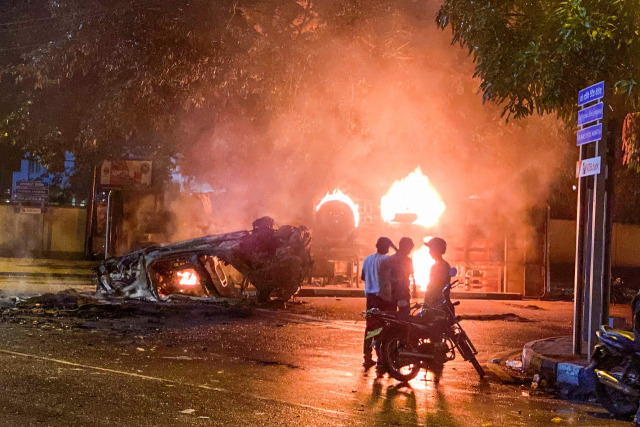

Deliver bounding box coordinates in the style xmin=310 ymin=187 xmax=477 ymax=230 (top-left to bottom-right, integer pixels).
xmin=0 ymin=204 xmax=86 ymax=259
xmin=550 ymin=219 xmax=640 ymax=268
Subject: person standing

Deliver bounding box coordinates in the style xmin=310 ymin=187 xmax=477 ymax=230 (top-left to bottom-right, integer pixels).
xmin=361 ymin=237 xmax=395 ymax=369
xmin=423 ymin=237 xmax=452 ymax=309
xmin=381 ymin=237 xmax=415 ymax=318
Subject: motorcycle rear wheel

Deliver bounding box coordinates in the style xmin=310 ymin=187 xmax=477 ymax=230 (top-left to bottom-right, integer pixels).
xmin=383 ymin=338 xmax=421 ymax=382
xmin=594 ymin=355 xmax=639 ymax=417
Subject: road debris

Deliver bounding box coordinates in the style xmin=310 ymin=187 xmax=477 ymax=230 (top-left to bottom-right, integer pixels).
xmin=506 ymin=360 xmax=523 ymax=370
xmin=461 ymin=313 xmax=533 ymax=322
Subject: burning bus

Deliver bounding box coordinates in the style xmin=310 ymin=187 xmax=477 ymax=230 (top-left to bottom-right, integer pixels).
xmin=310 ymin=167 xmax=548 ymax=298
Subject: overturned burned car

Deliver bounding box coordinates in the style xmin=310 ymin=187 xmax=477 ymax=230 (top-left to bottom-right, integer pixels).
xmin=94 ymin=217 xmax=312 ymax=302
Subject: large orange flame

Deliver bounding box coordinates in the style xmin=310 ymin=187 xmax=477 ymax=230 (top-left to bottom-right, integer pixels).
xmin=316 ymin=189 xmax=360 ymax=227
xmin=412 ymin=245 xmax=435 ymax=291
xmin=176 ymin=269 xmax=199 ymax=286
xmin=380 ymin=167 xmax=445 ymax=228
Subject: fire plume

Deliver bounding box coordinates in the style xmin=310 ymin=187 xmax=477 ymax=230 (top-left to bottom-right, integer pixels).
xmin=176 ymin=269 xmax=199 ymax=286
xmin=411 ymin=245 xmax=435 ymax=291
xmin=381 ymin=167 xmax=445 ymax=228
xmin=316 ymin=189 xmax=360 ymax=227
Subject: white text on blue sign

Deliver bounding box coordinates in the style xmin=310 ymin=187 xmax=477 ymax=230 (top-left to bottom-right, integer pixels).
xmin=578 ymin=81 xmax=604 ymax=106
xmin=577 ymin=123 xmax=602 ymax=146
xmin=577 ymin=102 xmax=603 ymax=127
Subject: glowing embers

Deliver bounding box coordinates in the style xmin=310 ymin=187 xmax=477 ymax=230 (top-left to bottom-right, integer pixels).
xmin=381 ymin=167 xmax=445 ymax=228
xmin=176 ymin=269 xmax=199 ymax=286
xmin=411 ymin=245 xmax=435 ymax=291
xmin=316 ymin=188 xmax=360 ymax=227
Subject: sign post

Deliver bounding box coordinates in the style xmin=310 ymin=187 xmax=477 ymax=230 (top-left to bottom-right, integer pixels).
xmin=11 ymin=180 xmax=49 ymax=204
xmin=93 ymin=160 xmax=153 ymax=259
xmin=573 ymin=81 xmax=609 ymax=355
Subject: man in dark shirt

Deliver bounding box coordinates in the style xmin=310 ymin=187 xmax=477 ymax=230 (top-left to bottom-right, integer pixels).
xmin=381 ymin=237 xmax=415 ymax=318
xmin=423 ymin=237 xmax=451 ymax=308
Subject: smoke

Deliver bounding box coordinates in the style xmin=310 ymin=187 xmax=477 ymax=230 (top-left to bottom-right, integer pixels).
xmin=169 ymin=1 xmax=571 ymax=244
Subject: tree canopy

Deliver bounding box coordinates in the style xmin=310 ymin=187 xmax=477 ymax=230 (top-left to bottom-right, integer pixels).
xmin=437 ymin=0 xmax=640 ymax=221
xmin=437 ymin=0 xmax=640 ymax=123
xmin=0 ymin=0 xmax=573 ymax=229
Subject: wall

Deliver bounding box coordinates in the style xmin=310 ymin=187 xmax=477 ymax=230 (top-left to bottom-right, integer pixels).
xmin=550 ymin=219 xmax=640 ymax=267
xmin=0 ymin=204 xmax=86 ymax=259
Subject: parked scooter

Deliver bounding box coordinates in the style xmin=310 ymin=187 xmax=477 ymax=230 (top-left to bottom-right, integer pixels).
xmin=365 ymin=268 xmax=485 ymax=381
xmin=590 ymin=296 xmax=640 ymax=418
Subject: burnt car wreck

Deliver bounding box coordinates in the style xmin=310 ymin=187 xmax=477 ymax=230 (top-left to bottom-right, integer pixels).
xmin=95 ymin=217 xmax=312 ymax=302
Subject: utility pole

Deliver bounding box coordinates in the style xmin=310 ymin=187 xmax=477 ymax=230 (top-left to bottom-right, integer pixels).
xmin=573 ymin=81 xmax=609 ymax=355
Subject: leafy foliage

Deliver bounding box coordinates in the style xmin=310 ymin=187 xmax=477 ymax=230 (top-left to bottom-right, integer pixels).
xmin=0 ymin=0 xmax=571 ymax=226
xmin=437 ymin=0 xmax=640 ymax=123
xmin=0 ymin=0 xmax=331 ymax=178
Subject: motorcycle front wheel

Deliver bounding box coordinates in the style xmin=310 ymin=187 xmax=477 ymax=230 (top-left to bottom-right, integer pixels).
xmin=453 ymin=331 xmax=485 ymax=378
xmin=383 ymin=337 xmax=421 ymax=382
xmin=470 ymin=357 xmax=485 ymax=378
xmin=593 ymin=354 xmax=639 ymax=417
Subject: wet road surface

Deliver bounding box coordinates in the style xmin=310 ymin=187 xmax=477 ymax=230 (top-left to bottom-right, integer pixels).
xmin=0 ymin=297 xmax=632 ymax=426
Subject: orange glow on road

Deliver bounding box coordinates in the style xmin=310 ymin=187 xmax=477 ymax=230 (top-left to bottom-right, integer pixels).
xmin=380 ymin=167 xmax=445 ymax=228
xmin=316 ymin=188 xmax=360 ymax=227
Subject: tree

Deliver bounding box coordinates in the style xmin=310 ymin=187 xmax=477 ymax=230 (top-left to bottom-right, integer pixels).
xmin=0 ymin=0 xmax=573 ymax=229
xmin=436 ymin=0 xmax=640 ymax=122
xmin=437 ymin=0 xmax=640 ymax=225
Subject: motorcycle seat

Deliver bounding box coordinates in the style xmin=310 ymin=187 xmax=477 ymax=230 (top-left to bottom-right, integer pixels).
xmin=599 ymin=326 xmax=637 ymax=349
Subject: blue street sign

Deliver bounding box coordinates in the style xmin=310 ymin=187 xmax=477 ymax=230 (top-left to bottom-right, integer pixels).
xmin=578 ymin=81 xmax=604 ymax=106
xmin=577 ymin=123 xmax=602 ymax=146
xmin=578 ymin=102 xmax=603 ymax=127
xmin=11 ymin=180 xmax=49 ymax=203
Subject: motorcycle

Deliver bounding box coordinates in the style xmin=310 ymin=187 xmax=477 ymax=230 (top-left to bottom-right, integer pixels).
xmin=365 ymin=268 xmax=485 ymax=382
xmin=590 ymin=297 xmax=640 ymax=418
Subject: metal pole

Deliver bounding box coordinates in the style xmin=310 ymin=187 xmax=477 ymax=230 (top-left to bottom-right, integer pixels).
xmin=105 ymin=190 xmax=113 ymax=260
xmin=83 ymin=166 xmax=97 ymax=259
xmin=503 ymin=235 xmax=508 ymax=293
xmin=602 ymin=116 xmax=615 ymax=327
xmin=542 ymin=205 xmax=551 ymax=298
xmin=587 ymin=135 xmax=607 ymax=354
xmin=573 ymin=146 xmax=586 ymax=354
xmin=583 ymin=187 xmax=593 ymax=342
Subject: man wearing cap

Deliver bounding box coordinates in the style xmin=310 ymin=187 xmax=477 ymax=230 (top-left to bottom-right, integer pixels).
xmin=361 ymin=237 xmax=395 ymax=369
xmin=423 ymin=237 xmax=452 ymax=308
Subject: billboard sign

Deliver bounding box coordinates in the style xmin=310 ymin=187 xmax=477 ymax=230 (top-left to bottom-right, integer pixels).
xmin=100 ymin=160 xmax=152 ymax=187
xmin=576 ymin=156 xmax=601 ymax=178
xmin=11 ymin=180 xmax=49 ymax=203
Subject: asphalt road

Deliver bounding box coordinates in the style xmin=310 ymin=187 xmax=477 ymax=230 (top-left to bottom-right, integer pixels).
xmin=0 ymin=295 xmax=633 ymax=426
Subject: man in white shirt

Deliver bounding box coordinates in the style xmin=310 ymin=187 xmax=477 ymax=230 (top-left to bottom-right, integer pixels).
xmin=361 ymin=236 xmax=396 ymax=369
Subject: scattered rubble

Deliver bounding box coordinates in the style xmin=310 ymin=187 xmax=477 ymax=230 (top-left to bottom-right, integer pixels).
xmin=506 ymin=360 xmax=523 ymax=370
xmin=94 ymin=217 xmax=312 ymax=303
xmin=1 ymin=289 xmax=254 ymax=333
xmin=461 ymin=313 xmax=533 ymax=322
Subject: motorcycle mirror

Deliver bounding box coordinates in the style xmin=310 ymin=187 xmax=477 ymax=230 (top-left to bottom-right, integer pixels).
xmin=450 ymin=267 xmax=458 ymax=277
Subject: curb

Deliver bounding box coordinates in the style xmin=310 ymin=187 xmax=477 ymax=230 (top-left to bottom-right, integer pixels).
xmin=522 ymin=336 xmax=595 ymax=392
xmin=297 ymin=288 xmax=523 ymax=300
